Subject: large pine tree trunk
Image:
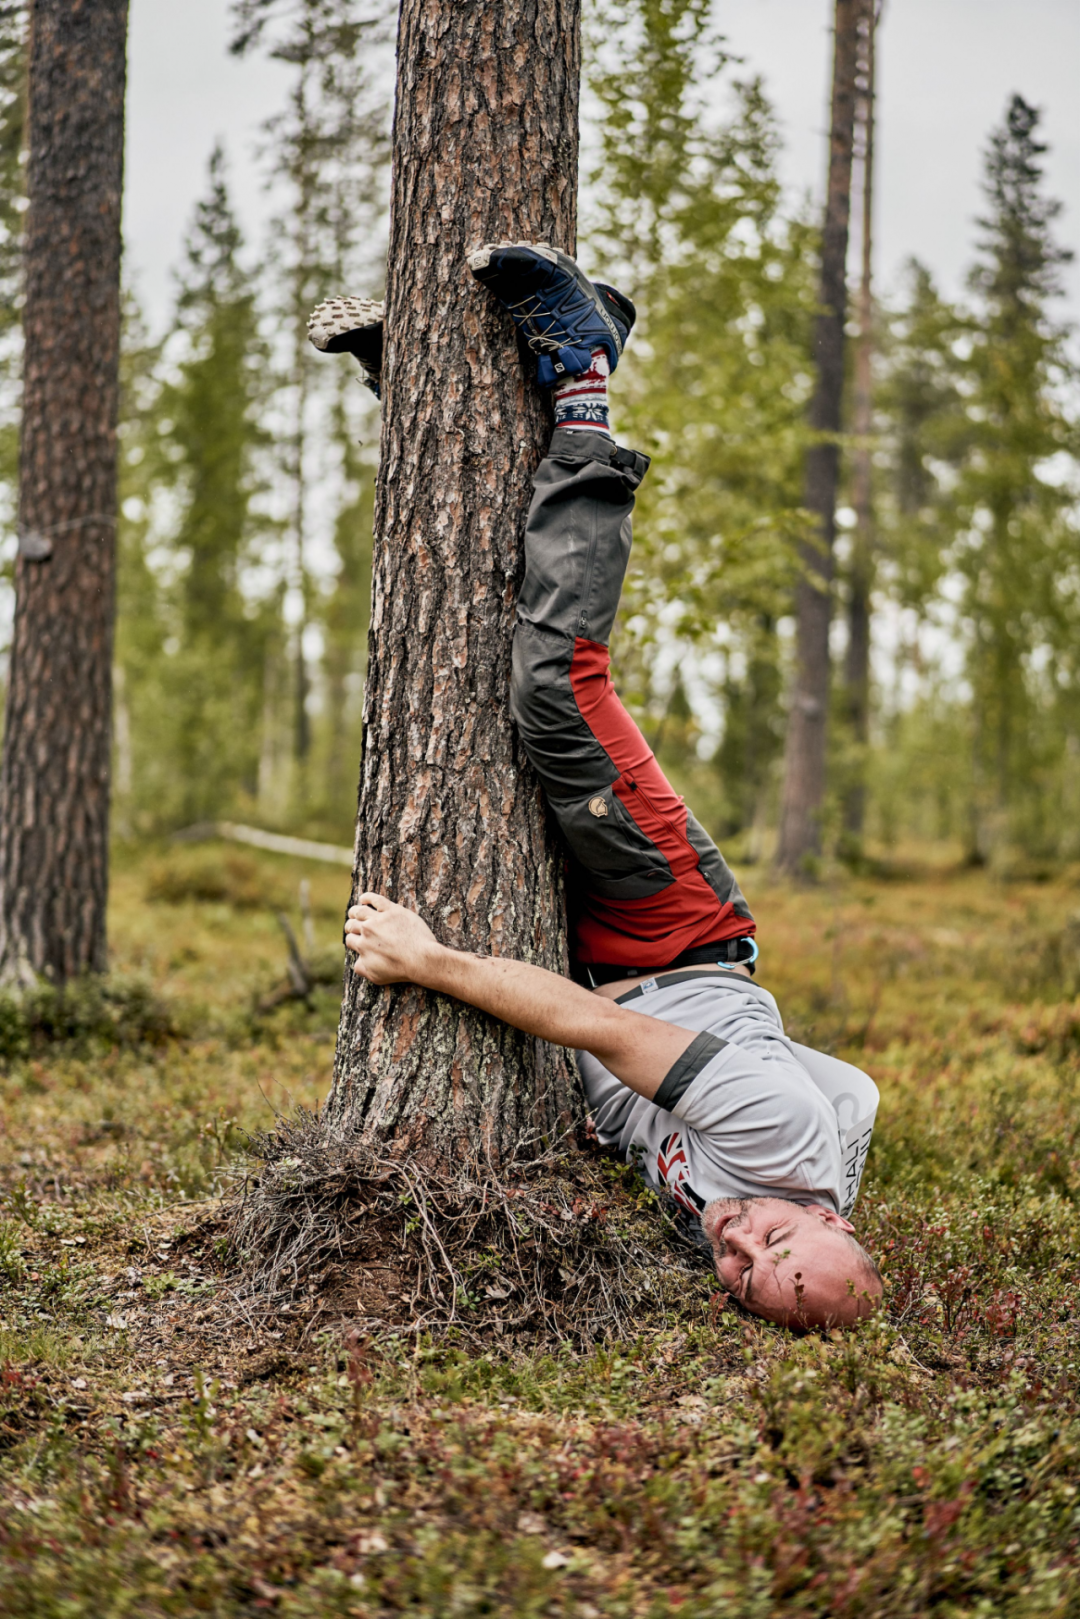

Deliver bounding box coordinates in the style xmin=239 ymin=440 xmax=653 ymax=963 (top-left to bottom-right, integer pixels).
xmin=327 ymin=0 xmax=582 ymax=1165
xmin=774 ymin=0 xmax=862 ymax=876
xmin=0 ymin=0 xmax=128 ymax=985
xmin=842 ymin=3 xmax=877 ymax=849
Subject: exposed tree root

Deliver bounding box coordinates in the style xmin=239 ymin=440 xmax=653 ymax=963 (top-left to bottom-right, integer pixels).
xmin=224 ymin=1108 xmax=717 ymax=1346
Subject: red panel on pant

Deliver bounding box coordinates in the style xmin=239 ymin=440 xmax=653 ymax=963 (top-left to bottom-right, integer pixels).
xmin=568 ymin=638 xmax=754 ymax=968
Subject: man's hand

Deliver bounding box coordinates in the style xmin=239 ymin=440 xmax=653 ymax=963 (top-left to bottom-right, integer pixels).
xmin=345 ymin=893 xmax=444 ymax=985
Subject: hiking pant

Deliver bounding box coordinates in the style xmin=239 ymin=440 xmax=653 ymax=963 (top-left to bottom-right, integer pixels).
xmin=511 ymin=428 xmax=756 ymax=980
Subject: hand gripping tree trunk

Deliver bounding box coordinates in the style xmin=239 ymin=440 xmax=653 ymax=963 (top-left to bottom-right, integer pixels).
xmin=0 ymin=0 xmax=128 ymax=985
xmin=774 ymin=0 xmax=862 ymax=877
xmin=326 ymin=0 xmax=583 ymax=1166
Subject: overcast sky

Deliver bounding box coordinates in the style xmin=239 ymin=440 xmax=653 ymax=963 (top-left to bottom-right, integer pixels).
xmin=126 ymin=0 xmax=1080 ymax=334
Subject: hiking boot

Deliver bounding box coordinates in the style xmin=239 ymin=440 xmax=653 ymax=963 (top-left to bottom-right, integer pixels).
xmin=307 ymin=296 xmax=384 ymax=397
xmin=466 ymin=241 xmax=635 ymax=387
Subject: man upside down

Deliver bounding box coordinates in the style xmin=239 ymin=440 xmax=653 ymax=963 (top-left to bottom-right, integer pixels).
xmin=309 ymin=244 xmax=882 ymax=1331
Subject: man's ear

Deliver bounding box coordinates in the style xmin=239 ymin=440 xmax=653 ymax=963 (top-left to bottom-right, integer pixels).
xmin=805 ymin=1202 xmax=856 ymax=1235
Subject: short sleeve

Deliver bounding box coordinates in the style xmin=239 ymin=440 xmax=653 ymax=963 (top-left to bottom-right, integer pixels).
xmin=667 ymin=1041 xmax=844 ymax=1210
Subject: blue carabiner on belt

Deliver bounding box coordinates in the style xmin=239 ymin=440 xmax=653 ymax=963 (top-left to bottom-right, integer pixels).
xmin=716 ymin=938 xmax=758 ymax=971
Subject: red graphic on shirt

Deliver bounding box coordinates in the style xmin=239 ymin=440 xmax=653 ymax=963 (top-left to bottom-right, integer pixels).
xmin=656 ymin=1130 xmax=706 ymax=1216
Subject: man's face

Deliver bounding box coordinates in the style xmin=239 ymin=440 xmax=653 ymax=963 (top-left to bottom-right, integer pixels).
xmin=702 ymin=1196 xmax=880 ymax=1328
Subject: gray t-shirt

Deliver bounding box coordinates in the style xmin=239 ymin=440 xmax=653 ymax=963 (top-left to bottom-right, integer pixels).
xmin=577 ymin=970 xmax=878 ymax=1221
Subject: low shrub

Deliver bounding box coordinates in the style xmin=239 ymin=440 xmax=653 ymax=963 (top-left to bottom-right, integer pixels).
xmin=145 ymin=849 xmax=273 ymax=910
xmin=0 ymin=973 xmax=178 ymax=1062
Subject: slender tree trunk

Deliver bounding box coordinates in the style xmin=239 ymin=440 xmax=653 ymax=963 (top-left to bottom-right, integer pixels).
xmin=327 ymin=0 xmax=582 ymax=1165
xmin=0 ymin=0 xmax=127 ymax=986
xmin=291 ymin=57 xmax=315 ymax=791
xmin=293 ymin=324 xmax=311 ymax=778
xmin=842 ymin=2 xmax=877 ymax=848
xmin=774 ymin=0 xmax=862 ymax=877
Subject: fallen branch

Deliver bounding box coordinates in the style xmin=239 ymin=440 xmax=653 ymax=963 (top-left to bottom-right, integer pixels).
xmin=172 ymin=820 xmax=353 ymax=867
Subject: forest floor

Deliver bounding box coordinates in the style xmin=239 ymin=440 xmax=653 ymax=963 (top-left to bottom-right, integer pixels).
xmin=1 ymin=840 xmax=1079 ymax=1617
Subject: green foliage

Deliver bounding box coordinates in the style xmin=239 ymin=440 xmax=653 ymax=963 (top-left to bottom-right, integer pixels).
xmin=0 ymin=1217 xmax=26 ymax=1281
xmin=868 ymin=98 xmax=1080 ymax=865
xmin=114 ymin=151 xmax=277 ymax=834
xmin=875 ymin=258 xmax=966 ymax=613
xmin=0 ymin=974 xmax=175 ymax=1063
xmin=950 ymin=96 xmax=1079 ymax=860
xmin=105 ymin=10 xmax=392 ymax=844
xmin=144 ymin=848 xmax=275 ymax=910
xmin=584 ymin=31 xmax=1080 ymax=866
xmin=587 ymin=0 xmax=817 ymax=836
xmin=231 ymin=0 xmax=391 ymax=830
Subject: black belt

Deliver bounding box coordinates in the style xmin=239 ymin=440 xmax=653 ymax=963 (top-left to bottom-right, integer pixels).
xmin=577 ymin=935 xmax=757 ymax=988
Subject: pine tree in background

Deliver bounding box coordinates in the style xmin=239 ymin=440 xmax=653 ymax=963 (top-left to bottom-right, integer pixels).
xmin=866 ymin=97 xmax=1079 ymax=868
xmin=861 ymin=260 xmax=964 ymax=851
xmin=588 ymin=0 xmax=816 ymax=847
xmin=231 ymin=0 xmax=391 ymax=825
xmin=115 ymin=147 xmax=274 ymax=832
xmin=310 ymin=361 xmax=374 ymax=838
xmin=878 ymin=261 xmax=964 ymax=616
xmin=112 ymin=291 xmax=166 ymax=836
xmin=839 ymin=0 xmax=879 ymax=856
xmin=951 ymin=95 xmax=1078 ymax=863
xmin=774 ymin=0 xmax=863 ymax=877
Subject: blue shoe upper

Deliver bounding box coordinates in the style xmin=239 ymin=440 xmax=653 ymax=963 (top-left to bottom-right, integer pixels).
xmin=469 ymin=244 xmax=635 ymax=386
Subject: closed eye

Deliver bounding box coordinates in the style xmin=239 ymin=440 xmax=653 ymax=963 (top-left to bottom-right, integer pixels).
xmin=741 ymin=1226 xmax=797 ymax=1302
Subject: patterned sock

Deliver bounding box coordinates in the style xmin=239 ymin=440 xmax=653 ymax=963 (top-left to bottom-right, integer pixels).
xmin=553 ymin=347 xmax=613 ymax=437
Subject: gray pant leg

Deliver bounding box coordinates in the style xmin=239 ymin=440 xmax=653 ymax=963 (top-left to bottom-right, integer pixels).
xmin=515 ymin=427 xmax=648 ymax=648
xmin=510 ymin=429 xmax=753 ymax=926
xmin=510 ymin=431 xmax=674 ymax=900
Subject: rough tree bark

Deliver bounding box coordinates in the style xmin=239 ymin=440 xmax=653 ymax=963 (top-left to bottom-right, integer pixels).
xmin=0 ymin=0 xmax=128 ymax=985
xmin=842 ymin=2 xmax=878 ymax=848
xmin=326 ymin=0 xmax=583 ymax=1165
xmin=774 ymin=0 xmax=862 ymax=876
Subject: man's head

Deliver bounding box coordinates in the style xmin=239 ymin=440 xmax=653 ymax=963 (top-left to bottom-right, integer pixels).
xmin=701 ymin=1196 xmax=882 ymax=1328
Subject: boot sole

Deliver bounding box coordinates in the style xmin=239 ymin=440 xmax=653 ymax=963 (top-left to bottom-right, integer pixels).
xmin=307 ymin=296 xmax=384 ymax=366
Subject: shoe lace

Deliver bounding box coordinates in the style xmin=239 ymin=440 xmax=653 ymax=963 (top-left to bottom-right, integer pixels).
xmin=506 ymin=287 xmax=596 ymax=355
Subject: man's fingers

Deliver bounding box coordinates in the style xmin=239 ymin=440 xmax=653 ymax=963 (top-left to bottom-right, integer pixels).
xmin=347 ymin=904 xmax=383 ymax=928
xmin=357 ymin=892 xmax=390 ymax=911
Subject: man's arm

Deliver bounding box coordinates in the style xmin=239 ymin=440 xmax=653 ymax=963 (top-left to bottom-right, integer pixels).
xmin=344 ymin=893 xmax=696 ymax=1101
